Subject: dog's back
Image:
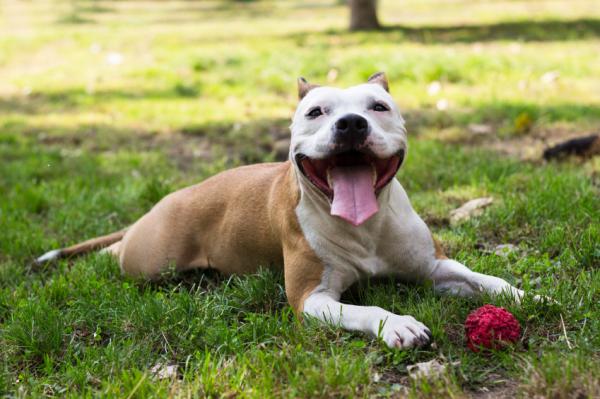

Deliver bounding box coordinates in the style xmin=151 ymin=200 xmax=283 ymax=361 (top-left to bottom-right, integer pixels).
xmin=38 ymin=161 xmax=297 ymax=279
xmin=117 ymin=161 xmax=295 ymax=278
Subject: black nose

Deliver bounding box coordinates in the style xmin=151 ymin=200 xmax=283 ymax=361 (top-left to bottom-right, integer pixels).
xmin=333 ymin=114 xmax=369 ymax=146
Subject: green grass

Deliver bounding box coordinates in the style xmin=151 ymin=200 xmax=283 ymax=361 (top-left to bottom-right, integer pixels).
xmin=1 ymin=0 xmax=599 ymax=397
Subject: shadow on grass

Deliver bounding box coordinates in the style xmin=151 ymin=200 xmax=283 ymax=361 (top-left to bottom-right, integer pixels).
xmin=3 ymin=88 xmax=599 ymax=169
xmin=3 ymin=84 xmax=600 ymax=128
xmin=56 ymin=0 xmax=115 ymax=25
xmin=162 ymin=0 xmax=340 ymax=23
xmin=0 ymin=116 xmax=293 ymax=168
xmin=404 ymin=101 xmax=600 ymax=131
xmin=297 ymin=18 xmax=600 ymax=43
xmin=0 ymin=87 xmax=205 ymax=116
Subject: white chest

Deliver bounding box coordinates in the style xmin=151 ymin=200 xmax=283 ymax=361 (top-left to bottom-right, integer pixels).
xmin=296 ymin=179 xmax=436 ymax=293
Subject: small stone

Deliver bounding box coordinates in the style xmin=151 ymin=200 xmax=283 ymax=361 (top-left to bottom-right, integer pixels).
xmin=449 ymin=197 xmax=494 ymax=225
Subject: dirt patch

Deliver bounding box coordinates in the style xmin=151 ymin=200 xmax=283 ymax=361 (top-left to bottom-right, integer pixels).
xmin=430 ymin=124 xmax=598 ymax=162
xmin=31 ymin=118 xmax=292 ymax=170
xmin=484 ymin=128 xmax=598 ymax=162
xmin=468 ymin=379 xmax=519 ymax=399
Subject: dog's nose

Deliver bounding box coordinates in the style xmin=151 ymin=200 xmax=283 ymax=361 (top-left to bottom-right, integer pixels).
xmin=333 ymin=114 xmax=369 ymax=146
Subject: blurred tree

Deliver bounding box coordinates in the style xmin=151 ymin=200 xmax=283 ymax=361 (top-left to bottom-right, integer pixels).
xmin=349 ymin=0 xmax=380 ymax=30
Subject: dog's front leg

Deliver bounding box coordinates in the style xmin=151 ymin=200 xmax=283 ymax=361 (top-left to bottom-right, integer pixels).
xmin=303 ymin=291 xmax=431 ymax=349
xmin=428 ymin=258 xmax=525 ymax=301
xmin=282 ymin=240 xmax=430 ymax=349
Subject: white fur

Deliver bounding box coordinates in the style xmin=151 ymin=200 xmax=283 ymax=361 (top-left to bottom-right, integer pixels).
xmin=429 ymin=258 xmax=524 ymax=299
xmin=36 ymin=249 xmax=61 ymax=264
xmin=289 ymin=84 xmax=407 ymax=161
xmin=291 ymin=82 xmax=525 ymax=349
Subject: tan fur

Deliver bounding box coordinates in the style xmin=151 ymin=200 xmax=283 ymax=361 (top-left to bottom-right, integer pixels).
xmin=116 ymin=161 xmax=323 ymax=314
xmin=297 ymin=77 xmax=320 ymax=99
xmin=367 ymin=71 xmax=389 ymax=92
xmin=432 ymin=235 xmax=448 ymax=260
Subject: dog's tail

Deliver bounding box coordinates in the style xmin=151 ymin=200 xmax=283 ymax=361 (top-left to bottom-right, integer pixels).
xmin=36 ymin=228 xmax=128 ymax=264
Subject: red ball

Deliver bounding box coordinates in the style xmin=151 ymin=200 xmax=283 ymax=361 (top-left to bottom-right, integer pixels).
xmin=464 ymin=304 xmax=521 ymax=352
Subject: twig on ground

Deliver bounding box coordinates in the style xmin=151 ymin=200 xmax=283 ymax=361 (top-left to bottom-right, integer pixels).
xmin=559 ymin=313 xmax=573 ymax=350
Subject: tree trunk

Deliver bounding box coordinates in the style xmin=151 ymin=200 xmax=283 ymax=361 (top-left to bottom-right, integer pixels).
xmin=349 ymin=0 xmax=380 ymax=31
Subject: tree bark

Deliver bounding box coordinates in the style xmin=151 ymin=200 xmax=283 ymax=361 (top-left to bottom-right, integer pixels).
xmin=349 ymin=0 xmax=380 ymax=31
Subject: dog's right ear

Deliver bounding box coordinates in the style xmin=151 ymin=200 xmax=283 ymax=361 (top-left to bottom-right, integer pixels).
xmin=367 ymin=72 xmax=389 ymax=92
xmin=297 ymin=77 xmax=319 ymax=100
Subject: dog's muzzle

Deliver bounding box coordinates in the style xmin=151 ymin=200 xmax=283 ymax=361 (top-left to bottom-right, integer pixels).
xmin=295 ymin=148 xmax=405 ymax=226
xmin=332 ymin=113 xmax=369 ymax=150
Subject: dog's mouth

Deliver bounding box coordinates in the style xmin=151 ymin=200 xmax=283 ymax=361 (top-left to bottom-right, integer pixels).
xmin=295 ymin=149 xmax=404 ymax=226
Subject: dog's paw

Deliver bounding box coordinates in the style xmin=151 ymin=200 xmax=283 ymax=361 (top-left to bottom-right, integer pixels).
xmin=377 ymin=315 xmax=431 ymax=349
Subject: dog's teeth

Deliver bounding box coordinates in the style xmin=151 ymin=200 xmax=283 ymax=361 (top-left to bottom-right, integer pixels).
xmin=371 ymin=164 xmax=377 ymax=187
xmin=326 ymin=168 xmax=333 ymax=188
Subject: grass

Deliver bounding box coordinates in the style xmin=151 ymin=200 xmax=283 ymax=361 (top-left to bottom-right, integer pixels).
xmin=1 ymin=0 xmax=599 ymax=397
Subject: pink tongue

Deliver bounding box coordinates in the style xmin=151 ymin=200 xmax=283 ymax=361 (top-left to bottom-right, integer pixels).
xmin=330 ymin=165 xmax=379 ymax=226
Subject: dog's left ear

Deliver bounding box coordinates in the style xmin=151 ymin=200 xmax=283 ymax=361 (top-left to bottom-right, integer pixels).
xmin=367 ymin=72 xmax=389 ymax=93
xmin=297 ymin=77 xmax=319 ymax=100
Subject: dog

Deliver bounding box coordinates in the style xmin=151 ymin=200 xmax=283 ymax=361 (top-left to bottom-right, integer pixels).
xmin=37 ymin=72 xmax=530 ymax=349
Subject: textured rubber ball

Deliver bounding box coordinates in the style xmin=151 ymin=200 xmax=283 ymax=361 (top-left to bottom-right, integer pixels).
xmin=464 ymin=304 xmax=521 ymax=352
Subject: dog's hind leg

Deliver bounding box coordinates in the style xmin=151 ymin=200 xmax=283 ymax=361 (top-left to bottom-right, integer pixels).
xmin=100 ymin=240 xmax=122 ymax=258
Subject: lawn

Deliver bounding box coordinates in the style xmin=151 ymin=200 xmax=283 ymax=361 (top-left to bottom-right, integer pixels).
xmin=1 ymin=0 xmax=599 ymax=397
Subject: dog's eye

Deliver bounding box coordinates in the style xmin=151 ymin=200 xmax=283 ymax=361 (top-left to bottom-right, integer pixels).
xmin=372 ymin=102 xmax=389 ymax=112
xmin=306 ymin=107 xmax=323 ymax=118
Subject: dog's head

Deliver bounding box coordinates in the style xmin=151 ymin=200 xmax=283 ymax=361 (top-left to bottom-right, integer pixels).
xmin=290 ymin=72 xmax=407 ymax=226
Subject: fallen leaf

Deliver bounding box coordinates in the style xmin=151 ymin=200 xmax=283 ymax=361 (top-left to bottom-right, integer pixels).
xmin=327 ymin=68 xmax=339 ymax=82
xmin=494 ymin=244 xmax=517 ymax=257
xmin=106 ymin=52 xmax=123 ymax=66
xmin=540 ymin=71 xmax=559 ymax=84
xmin=471 ymin=43 xmax=483 ymax=53
xmin=89 ymin=43 xmax=102 ymax=54
xmin=449 ymin=197 xmax=494 ymax=225
xmin=150 ymin=363 xmax=178 ymax=380
xmin=427 ymin=81 xmax=442 ymax=96
xmin=436 ymin=98 xmax=449 ymax=111
xmin=468 ymin=123 xmax=493 ymax=135
xmin=509 ymin=42 xmax=522 ymax=54
xmin=407 ymin=359 xmax=458 ymax=381
xmin=514 ymin=112 xmax=534 ymax=135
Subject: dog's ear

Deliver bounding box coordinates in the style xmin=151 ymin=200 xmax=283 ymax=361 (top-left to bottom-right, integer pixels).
xmin=297 ymin=77 xmax=319 ymax=100
xmin=367 ymin=72 xmax=389 ymax=92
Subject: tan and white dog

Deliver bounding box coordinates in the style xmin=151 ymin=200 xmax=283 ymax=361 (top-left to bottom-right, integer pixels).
xmin=38 ymin=73 xmax=528 ymax=349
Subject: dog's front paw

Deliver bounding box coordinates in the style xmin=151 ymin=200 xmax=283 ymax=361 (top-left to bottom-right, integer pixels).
xmin=377 ymin=315 xmax=431 ymax=349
